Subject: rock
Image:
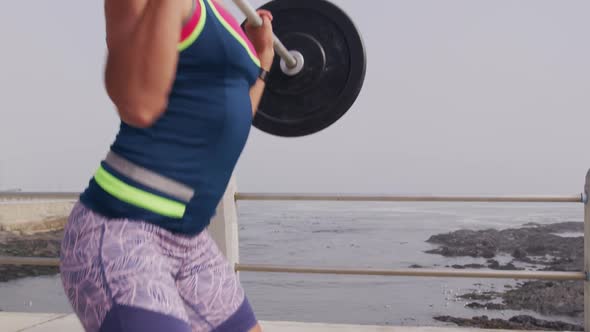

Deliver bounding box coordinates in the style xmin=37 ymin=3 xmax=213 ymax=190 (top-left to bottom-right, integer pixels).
xmin=434 ymin=315 xmax=583 ymax=331
xmin=430 ymin=222 xmax=584 ymax=325
xmin=482 ymin=250 xmax=496 ymax=259
xmin=487 ymin=260 xmax=521 ymax=270
xmin=409 ymin=264 xmax=423 ymax=268
xmin=0 ymin=266 xmax=59 ymax=282
xmin=458 ymin=291 xmax=499 ymax=301
xmin=426 ymin=222 xmax=583 ymax=271
xmin=426 ymin=229 xmax=500 ymax=258
xmin=512 ymin=248 xmax=527 ymax=259
xmin=451 ymin=264 xmax=485 ymax=269
xmin=455 ymin=280 xmax=582 ymax=320
xmin=502 ymin=281 xmax=583 ymax=317
xmin=509 ymin=315 xmax=583 ymax=331
xmin=466 ymin=302 xmax=507 ymax=310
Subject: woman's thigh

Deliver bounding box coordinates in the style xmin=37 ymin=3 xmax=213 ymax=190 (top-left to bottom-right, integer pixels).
xmin=176 ymin=229 xmax=259 ymax=332
xmin=60 ymin=202 xmax=191 ymax=332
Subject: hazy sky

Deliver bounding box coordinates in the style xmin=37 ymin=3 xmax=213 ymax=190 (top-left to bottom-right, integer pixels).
xmin=1 ymin=0 xmax=589 ymax=195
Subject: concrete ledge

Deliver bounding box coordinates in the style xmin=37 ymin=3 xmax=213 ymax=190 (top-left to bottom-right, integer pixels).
xmin=260 ymin=322 xmax=546 ymax=332
xmin=0 ymin=312 xmax=552 ymax=332
xmin=0 ymin=201 xmax=73 ymax=233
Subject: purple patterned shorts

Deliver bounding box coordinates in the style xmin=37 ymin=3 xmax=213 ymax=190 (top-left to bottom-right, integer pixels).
xmin=59 ymin=202 xmax=257 ymax=332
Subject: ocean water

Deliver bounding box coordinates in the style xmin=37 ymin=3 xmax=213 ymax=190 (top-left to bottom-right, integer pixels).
xmin=0 ymin=201 xmax=584 ymax=326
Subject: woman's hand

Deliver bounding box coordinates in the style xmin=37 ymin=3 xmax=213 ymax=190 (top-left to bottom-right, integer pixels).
xmin=244 ymin=10 xmax=275 ymax=71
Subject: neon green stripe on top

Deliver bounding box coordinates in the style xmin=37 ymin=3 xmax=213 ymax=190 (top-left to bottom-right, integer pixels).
xmin=94 ymin=166 xmax=186 ymax=219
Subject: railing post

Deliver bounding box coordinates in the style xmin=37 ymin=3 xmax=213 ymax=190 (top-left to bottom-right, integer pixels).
xmin=585 ymin=170 xmax=590 ymax=332
xmin=209 ymin=176 xmax=240 ymax=270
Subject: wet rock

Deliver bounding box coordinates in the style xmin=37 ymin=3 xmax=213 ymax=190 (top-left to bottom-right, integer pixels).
xmin=434 ymin=315 xmax=583 ymax=331
xmin=524 ymin=222 xmax=582 ymax=233
xmin=457 ymin=291 xmax=499 ymax=301
xmin=503 ymin=281 xmax=583 ymax=317
xmin=409 ymin=264 xmax=423 ymax=268
xmin=512 ymin=248 xmax=527 ymax=259
xmin=457 ymin=281 xmax=582 ymax=318
xmin=429 ymin=222 xmax=584 ymax=327
xmin=426 ymin=222 xmax=583 ymax=271
xmin=426 ymin=229 xmax=500 ymax=258
xmin=509 ymin=315 xmax=583 ymax=331
xmin=465 ymin=302 xmax=507 ymax=310
xmin=487 ymin=259 xmax=521 ymax=270
xmin=451 ymin=263 xmax=486 ymax=269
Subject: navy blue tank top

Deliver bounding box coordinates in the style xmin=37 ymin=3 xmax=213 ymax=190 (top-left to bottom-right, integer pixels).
xmin=80 ymin=0 xmax=261 ymax=235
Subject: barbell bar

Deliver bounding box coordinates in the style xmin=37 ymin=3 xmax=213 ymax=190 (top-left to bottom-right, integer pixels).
xmin=232 ymin=0 xmax=299 ymax=71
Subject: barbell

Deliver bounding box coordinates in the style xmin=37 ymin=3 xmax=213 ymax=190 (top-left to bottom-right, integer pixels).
xmin=233 ymin=0 xmax=367 ymax=137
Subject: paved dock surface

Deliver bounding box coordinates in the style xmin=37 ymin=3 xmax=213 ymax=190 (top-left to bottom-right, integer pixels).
xmin=0 ymin=312 xmax=548 ymax=332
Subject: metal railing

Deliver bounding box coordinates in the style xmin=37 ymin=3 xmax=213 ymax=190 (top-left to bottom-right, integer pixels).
xmin=1 ymin=192 xmax=584 ymax=203
xmin=1 ymin=177 xmax=589 ymax=331
xmin=235 ymin=264 xmax=585 ymax=280
xmin=0 ymin=191 xmax=586 ymax=279
xmin=235 ymin=193 xmax=585 ymax=203
xmin=0 ymin=192 xmax=79 ymax=201
xmin=0 ymin=192 xmax=586 ymax=279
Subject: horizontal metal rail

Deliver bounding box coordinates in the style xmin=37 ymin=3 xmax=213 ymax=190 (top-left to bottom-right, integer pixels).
xmin=2 ymin=192 xmax=583 ymax=204
xmin=1 ymin=257 xmax=584 ymax=281
xmin=235 ymin=264 xmax=586 ymax=281
xmin=0 ymin=256 xmax=60 ymax=267
xmin=235 ymin=193 xmax=584 ymax=204
xmin=0 ymin=192 xmax=79 ymax=201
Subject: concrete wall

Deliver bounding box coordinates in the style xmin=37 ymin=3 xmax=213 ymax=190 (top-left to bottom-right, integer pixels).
xmin=0 ymin=201 xmax=75 ymax=233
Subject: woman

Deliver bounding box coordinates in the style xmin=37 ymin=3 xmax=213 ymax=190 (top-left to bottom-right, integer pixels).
xmin=59 ymin=0 xmax=274 ymax=331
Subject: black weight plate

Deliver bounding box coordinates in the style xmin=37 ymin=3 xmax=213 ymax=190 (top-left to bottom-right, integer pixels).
xmin=245 ymin=0 xmax=366 ymax=137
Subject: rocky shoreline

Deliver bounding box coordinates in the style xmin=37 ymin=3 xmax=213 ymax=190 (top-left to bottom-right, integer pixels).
xmin=425 ymin=221 xmax=584 ymax=330
xmin=0 ymin=229 xmax=63 ymax=282
xmin=434 ymin=315 xmax=583 ymax=331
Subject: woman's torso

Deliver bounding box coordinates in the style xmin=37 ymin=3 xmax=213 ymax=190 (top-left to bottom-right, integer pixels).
xmin=80 ymin=0 xmax=261 ymax=235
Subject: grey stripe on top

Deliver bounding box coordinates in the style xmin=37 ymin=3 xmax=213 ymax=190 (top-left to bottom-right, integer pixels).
xmin=104 ymin=151 xmax=194 ymax=203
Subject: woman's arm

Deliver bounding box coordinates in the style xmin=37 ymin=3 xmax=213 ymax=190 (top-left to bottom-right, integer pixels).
xmin=103 ymin=0 xmax=191 ymax=128
xmin=249 ymin=65 xmax=270 ymax=115
xmin=245 ymin=10 xmax=275 ymax=115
